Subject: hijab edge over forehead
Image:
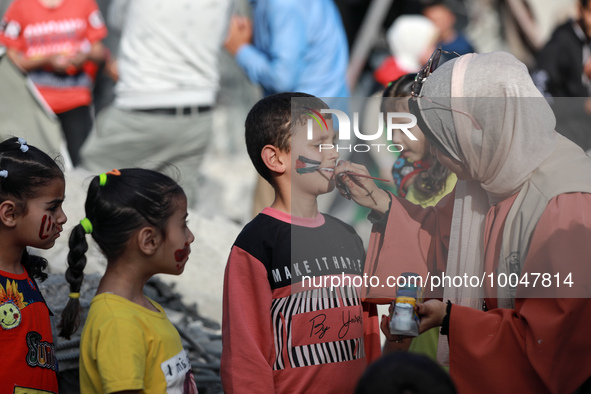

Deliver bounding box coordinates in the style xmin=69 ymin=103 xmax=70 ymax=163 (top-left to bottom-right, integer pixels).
xmin=415 ymin=56 xmax=461 ymax=161
xmin=419 ymin=51 xmax=558 ymax=199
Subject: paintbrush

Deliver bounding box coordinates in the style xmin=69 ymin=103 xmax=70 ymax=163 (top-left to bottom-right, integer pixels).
xmin=319 ymin=168 xmax=390 ymax=183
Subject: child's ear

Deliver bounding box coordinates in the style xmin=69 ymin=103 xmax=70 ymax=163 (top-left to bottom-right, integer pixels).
xmin=136 ymin=226 xmax=162 ymax=256
xmin=261 ymin=144 xmax=289 ymax=175
xmin=0 ymin=200 xmax=18 ymax=227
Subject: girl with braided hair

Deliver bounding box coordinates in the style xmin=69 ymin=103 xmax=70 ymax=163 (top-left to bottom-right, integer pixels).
xmin=0 ymin=136 xmax=67 ymax=393
xmin=59 ymin=168 xmax=198 ymax=393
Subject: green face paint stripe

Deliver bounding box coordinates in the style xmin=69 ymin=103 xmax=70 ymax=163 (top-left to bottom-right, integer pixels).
xmin=306 ymin=112 xmax=323 ymax=131
xmin=295 ymin=155 xmax=322 ymax=174
xmin=305 ymin=107 xmax=328 ymax=130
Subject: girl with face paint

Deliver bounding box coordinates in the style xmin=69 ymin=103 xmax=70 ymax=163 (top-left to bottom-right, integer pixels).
xmin=59 ymin=168 xmax=198 ymax=393
xmin=0 ymin=137 xmax=67 ymax=393
xmin=382 ymin=73 xmax=457 ymax=204
xmin=379 ymin=74 xmax=458 ymax=360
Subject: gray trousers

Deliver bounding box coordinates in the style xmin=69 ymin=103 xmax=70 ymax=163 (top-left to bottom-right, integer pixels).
xmin=80 ymin=105 xmax=212 ymax=208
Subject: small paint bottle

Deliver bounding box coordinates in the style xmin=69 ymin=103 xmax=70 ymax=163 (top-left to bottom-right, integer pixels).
xmin=391 ymin=296 xmax=416 ymax=332
xmin=389 ymin=272 xmax=421 ymax=336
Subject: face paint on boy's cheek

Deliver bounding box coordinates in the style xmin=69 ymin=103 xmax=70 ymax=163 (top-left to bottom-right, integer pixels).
xmin=295 ymin=155 xmax=321 ymax=174
xmin=174 ymin=242 xmax=190 ymax=264
xmin=39 ymin=215 xmax=55 ymax=240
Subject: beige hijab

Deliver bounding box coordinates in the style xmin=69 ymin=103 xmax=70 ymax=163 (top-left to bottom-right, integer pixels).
xmin=416 ymin=52 xmax=591 ymax=365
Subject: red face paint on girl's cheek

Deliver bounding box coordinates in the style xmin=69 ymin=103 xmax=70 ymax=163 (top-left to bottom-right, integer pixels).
xmin=39 ymin=215 xmax=54 ymax=240
xmin=174 ymin=242 xmax=190 ymax=262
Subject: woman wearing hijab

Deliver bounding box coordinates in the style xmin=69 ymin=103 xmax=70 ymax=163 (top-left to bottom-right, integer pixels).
xmin=337 ymin=51 xmax=591 ymax=393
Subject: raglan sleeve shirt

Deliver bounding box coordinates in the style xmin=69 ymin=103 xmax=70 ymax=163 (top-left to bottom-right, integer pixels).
xmin=221 ymin=245 xmax=276 ymax=393
xmin=364 ymin=190 xmax=454 ymax=302
xmin=367 ymin=190 xmax=591 ymax=393
xmin=448 ymin=193 xmax=591 ymax=394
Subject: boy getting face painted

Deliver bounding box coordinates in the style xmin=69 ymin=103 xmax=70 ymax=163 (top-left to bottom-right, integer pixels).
xmin=222 ymin=93 xmax=381 ymax=394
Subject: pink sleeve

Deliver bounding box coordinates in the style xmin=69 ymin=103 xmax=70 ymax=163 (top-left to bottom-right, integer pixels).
xmin=0 ymin=1 xmax=26 ymax=52
xmin=363 ymin=190 xmax=455 ymax=302
xmin=449 ymin=193 xmax=591 ymax=393
xmin=221 ymin=246 xmax=276 ymax=394
xmin=84 ymin=0 xmax=107 ymax=43
xmin=362 ymin=301 xmax=382 ymax=363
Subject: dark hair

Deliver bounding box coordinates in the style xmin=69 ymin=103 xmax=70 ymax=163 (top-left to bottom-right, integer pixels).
xmin=421 ymin=0 xmax=448 ymax=10
xmin=0 ymin=136 xmax=64 ymax=282
xmin=382 ymin=75 xmax=451 ymax=200
xmin=59 ymin=168 xmax=185 ymax=339
xmin=382 ymin=74 xmax=416 ymax=99
xmin=356 ymin=352 xmax=457 ymax=394
xmin=245 ymin=92 xmax=331 ymax=184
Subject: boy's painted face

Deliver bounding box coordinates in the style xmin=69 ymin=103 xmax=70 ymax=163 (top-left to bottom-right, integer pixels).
xmin=158 ymin=195 xmax=195 ymax=275
xmin=290 ymin=117 xmax=339 ymax=197
xmin=389 ymin=101 xmax=429 ymax=163
xmin=17 ymin=178 xmax=67 ymax=250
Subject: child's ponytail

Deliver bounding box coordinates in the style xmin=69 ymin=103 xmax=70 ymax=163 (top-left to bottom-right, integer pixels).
xmin=58 ymin=221 xmax=90 ymax=339
xmin=58 ymin=168 xmax=184 ymax=339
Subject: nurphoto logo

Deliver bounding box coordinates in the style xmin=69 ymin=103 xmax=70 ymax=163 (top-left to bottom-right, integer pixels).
xmin=306 ymin=109 xmax=418 ymax=153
